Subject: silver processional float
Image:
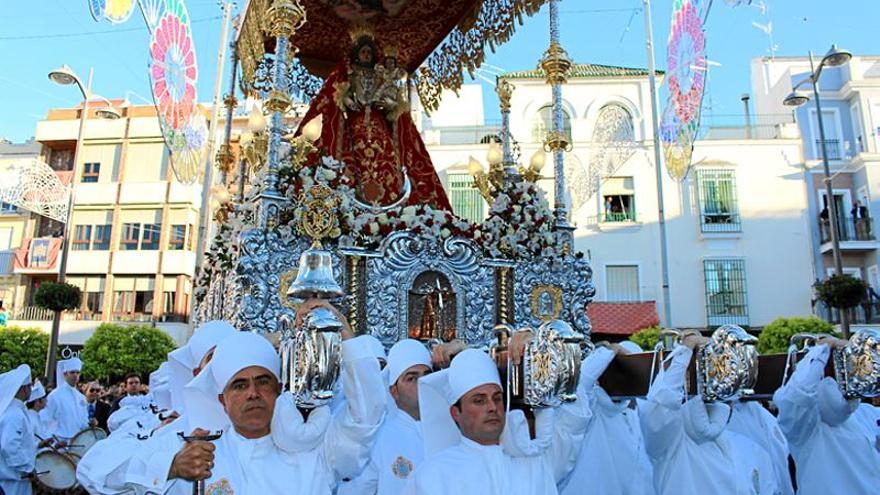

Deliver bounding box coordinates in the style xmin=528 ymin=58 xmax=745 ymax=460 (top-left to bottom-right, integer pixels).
xmin=194 ymin=0 xmax=879 ymax=416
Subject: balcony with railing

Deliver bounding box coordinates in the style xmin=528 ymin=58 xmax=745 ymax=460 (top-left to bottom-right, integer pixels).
xmin=421 ymin=120 xmax=503 ymax=146
xmin=818 ymin=217 xmax=877 ymax=252
xmin=701 ymin=212 xmax=741 ymax=233
xmin=816 ymin=301 xmax=880 ymax=325
xmin=815 ymin=139 xmax=842 ymax=160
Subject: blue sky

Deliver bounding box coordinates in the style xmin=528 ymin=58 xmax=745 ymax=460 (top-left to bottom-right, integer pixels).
xmin=1 ymin=0 xmax=878 ymax=142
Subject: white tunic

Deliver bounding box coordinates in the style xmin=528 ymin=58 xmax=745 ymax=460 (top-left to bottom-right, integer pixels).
xmin=402 ymin=398 xmax=589 ymax=495
xmin=25 ymin=409 xmax=49 ymax=443
xmin=773 ymin=344 xmax=880 ymax=495
xmin=0 ymin=400 xmax=36 ymax=495
xmin=43 ymin=383 xmax=88 ymax=440
xmin=728 ymin=401 xmax=794 ymax=495
xmin=338 ymin=406 xmax=424 ymax=495
xmin=559 ymin=347 xmax=654 ymax=495
xmin=639 ymin=346 xmax=778 ymax=495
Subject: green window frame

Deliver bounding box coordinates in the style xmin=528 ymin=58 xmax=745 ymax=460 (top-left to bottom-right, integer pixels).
xmin=703 ymin=258 xmax=749 ymax=327
xmin=696 ymin=169 xmax=741 ymax=232
xmin=447 ymin=173 xmax=485 ymax=224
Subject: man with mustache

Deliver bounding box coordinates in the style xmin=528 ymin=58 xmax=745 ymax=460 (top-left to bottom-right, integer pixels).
xmin=402 ymin=342 xmax=592 ymax=495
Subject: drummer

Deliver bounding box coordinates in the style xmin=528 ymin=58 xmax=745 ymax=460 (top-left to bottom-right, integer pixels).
xmin=0 ymin=364 xmax=37 ymax=495
xmin=43 ymin=358 xmax=89 ymax=442
xmin=25 ymin=380 xmax=52 ymax=446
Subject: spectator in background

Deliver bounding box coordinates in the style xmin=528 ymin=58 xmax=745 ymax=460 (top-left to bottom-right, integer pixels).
xmin=0 ymin=302 xmax=7 ymax=328
xmin=110 ymin=373 xmax=141 ymax=413
xmin=84 ymin=381 xmax=111 ymax=432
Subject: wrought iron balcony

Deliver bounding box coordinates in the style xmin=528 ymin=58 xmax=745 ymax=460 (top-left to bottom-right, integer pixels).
xmin=818 ymin=216 xmax=876 ymax=244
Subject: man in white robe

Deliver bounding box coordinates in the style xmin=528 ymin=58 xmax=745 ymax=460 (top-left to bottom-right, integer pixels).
xmin=558 ymin=343 xmax=654 ymax=495
xmin=42 ymin=357 xmax=88 ymax=441
xmin=773 ymin=339 xmax=880 ymax=495
xmin=0 ymin=364 xmax=36 ymax=495
xmin=77 ymin=321 xmax=236 ymax=493
xmin=340 ymin=338 xmax=433 ymax=494
xmin=402 ymin=347 xmax=590 ymax=495
xmin=727 ymin=400 xmax=794 ymax=495
xmin=81 ymin=310 xmax=385 ymax=494
xmin=639 ymin=334 xmax=779 ymax=495
xmin=25 ymin=380 xmax=51 ymax=443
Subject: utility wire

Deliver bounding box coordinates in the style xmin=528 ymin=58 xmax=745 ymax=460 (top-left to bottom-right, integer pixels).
xmin=0 ymin=15 xmax=222 ymax=41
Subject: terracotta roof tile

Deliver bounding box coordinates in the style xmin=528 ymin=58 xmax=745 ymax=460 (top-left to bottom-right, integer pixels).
xmin=587 ymin=301 xmax=660 ymax=336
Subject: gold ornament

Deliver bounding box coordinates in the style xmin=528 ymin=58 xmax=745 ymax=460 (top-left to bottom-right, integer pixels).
xmin=265 ymin=0 xmax=306 ymax=38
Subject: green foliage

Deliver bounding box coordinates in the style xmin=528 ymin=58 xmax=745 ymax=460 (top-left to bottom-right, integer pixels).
xmin=34 ymin=282 xmax=82 ymax=312
xmin=0 ymin=326 xmax=49 ymax=375
xmin=757 ymin=317 xmax=836 ymax=354
xmin=814 ymin=275 xmax=867 ymax=309
xmin=80 ymin=324 xmax=176 ymax=382
xmin=630 ymin=325 xmax=662 ymax=351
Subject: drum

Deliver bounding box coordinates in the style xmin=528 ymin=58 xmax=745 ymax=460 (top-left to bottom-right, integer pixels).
xmin=33 ymin=449 xmax=77 ymax=492
xmin=67 ymin=427 xmax=107 ymax=458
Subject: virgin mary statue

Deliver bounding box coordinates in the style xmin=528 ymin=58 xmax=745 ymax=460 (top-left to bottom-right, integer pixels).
xmin=295 ymin=30 xmax=452 ymax=211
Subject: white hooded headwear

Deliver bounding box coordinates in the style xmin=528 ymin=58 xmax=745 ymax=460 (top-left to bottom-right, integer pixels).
xmin=185 ymin=331 xmax=280 ymax=430
xmin=418 ymin=349 xmax=501 ymax=456
xmin=385 ymin=339 xmax=432 ymax=387
xmin=0 ymin=364 xmax=32 ymax=415
xmin=28 ymin=379 xmax=46 ymax=403
xmin=149 ymin=362 xmax=173 ymax=411
xmin=167 ymin=320 xmax=236 ymax=412
xmin=55 ymin=357 xmax=82 ymax=389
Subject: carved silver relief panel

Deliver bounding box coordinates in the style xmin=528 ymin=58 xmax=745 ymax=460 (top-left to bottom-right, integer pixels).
xmin=364 ymin=232 xmax=496 ymax=347
xmin=512 ymin=254 xmax=596 ymax=338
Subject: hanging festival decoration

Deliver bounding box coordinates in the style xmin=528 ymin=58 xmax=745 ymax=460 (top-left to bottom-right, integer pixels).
xmin=138 ymin=0 xmax=165 ymax=31
xmin=81 ymin=0 xmax=205 ymax=184
xmin=0 ymin=159 xmax=72 ymax=222
xmin=149 ymin=4 xmax=201 ymax=183
xmin=87 ymin=0 xmax=137 ymax=23
xmin=660 ymin=0 xmax=709 ymax=181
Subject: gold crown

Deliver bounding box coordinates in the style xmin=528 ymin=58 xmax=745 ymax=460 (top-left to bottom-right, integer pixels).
xmin=383 ymin=45 xmax=399 ymax=58
xmin=349 ymin=25 xmax=375 ymax=42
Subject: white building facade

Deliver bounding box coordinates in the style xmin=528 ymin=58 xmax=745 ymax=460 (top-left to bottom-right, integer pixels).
xmin=421 ymin=63 xmax=815 ymax=333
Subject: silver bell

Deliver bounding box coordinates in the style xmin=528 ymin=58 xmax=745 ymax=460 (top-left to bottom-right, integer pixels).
xmin=287 ymin=247 xmax=344 ymax=299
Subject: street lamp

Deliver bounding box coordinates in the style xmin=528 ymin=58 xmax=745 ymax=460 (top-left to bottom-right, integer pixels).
xmin=781 ymin=44 xmax=853 ymax=337
xmin=45 ymin=65 xmax=120 ymax=386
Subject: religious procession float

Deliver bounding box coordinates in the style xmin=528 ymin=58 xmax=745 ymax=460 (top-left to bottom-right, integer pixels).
xmin=194 ymin=0 xmax=879 ymax=410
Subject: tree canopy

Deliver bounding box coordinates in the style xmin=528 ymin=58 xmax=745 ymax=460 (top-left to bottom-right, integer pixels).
xmin=0 ymin=326 xmax=49 ymax=375
xmin=756 ymin=317 xmax=836 ymax=355
xmin=80 ymin=324 xmax=176 ymax=382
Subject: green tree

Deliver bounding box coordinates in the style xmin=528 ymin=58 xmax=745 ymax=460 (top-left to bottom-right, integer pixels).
xmin=629 ymin=325 xmax=662 ymax=351
xmin=33 ymin=282 xmax=82 ymax=311
xmin=814 ymin=275 xmax=867 ymax=309
xmin=0 ymin=326 xmax=50 ymax=375
xmin=80 ymin=324 xmax=176 ymax=382
xmin=756 ymin=317 xmax=836 ymax=355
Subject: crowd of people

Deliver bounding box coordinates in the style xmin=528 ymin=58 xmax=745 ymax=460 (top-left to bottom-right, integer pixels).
xmin=0 ymin=299 xmax=878 ymax=495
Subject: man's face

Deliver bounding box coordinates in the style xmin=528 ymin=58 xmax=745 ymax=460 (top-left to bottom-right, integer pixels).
xmin=125 ymin=376 xmax=141 ymax=395
xmin=193 ymin=347 xmax=217 ymax=377
xmin=32 ymin=397 xmax=47 ymax=412
xmin=64 ymin=370 xmax=80 ymax=387
xmin=218 ymin=366 xmax=280 ymax=439
xmin=85 ymin=383 xmax=102 ymax=403
xmin=15 ymin=384 xmax=31 ymax=402
xmin=390 ymin=364 xmax=430 ymax=420
xmin=450 ymin=383 xmax=505 ymax=446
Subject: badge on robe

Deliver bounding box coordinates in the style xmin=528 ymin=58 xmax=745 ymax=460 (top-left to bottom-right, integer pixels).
xmin=751 ymin=468 xmax=760 ymax=493
xmin=391 ymin=456 xmax=414 ymax=478
xmin=207 ymin=478 xmax=233 ymax=495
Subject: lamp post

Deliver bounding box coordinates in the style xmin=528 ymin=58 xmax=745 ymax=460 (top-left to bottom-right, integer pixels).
xmin=45 ymin=65 xmax=120 ymax=386
xmin=782 ymin=45 xmax=853 ymax=337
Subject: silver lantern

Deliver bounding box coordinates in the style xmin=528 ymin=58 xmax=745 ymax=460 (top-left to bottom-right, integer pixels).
xmin=696 ymin=324 xmax=759 ymax=403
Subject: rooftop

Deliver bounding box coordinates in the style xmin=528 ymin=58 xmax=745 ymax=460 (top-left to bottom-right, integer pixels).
xmin=587 ymin=301 xmax=660 ymax=336
xmin=0 ymin=139 xmax=41 ymax=156
xmin=503 ymin=63 xmax=663 ymax=80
